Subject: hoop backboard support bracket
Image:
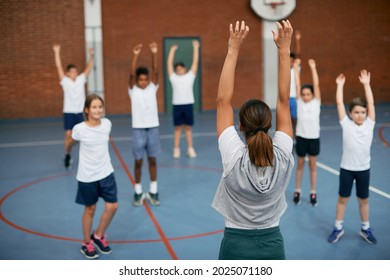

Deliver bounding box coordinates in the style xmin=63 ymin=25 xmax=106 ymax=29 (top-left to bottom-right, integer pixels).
xmin=251 ymin=0 xmax=296 ymax=22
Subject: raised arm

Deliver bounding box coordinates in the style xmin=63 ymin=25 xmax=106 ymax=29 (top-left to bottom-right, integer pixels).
xmin=293 ymin=58 xmax=301 ymax=99
xmin=335 ymin=74 xmax=347 ymax=121
xmin=295 ymin=30 xmax=301 ymax=58
xmin=129 ymin=44 xmax=142 ymax=89
xmin=53 ymin=44 xmax=64 ymax=81
xmin=149 ymin=42 xmax=159 ymax=85
xmin=359 ymin=69 xmax=375 ymax=121
xmin=190 ymin=40 xmax=200 ymax=74
xmin=216 ymin=21 xmax=249 ymax=138
xmin=273 ymin=20 xmax=293 ymax=138
xmin=83 ymin=48 xmax=94 ymax=76
xmin=308 ymin=59 xmax=321 ymax=100
xmin=167 ymin=45 xmax=177 ymax=76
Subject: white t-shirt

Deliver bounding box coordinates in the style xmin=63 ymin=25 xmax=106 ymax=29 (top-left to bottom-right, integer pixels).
xmin=340 ymin=116 xmax=375 ymax=171
xmin=72 ymin=118 xmax=114 ymax=183
xmin=170 ymin=71 xmax=196 ymax=105
xmin=289 ymin=67 xmax=297 ymax=98
xmin=296 ymin=98 xmax=321 ymax=139
xmin=128 ymin=83 xmax=159 ymax=128
xmin=60 ymin=74 xmax=87 ymax=113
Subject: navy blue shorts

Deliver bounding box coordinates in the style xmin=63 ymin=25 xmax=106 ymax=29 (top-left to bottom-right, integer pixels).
xmin=173 ymin=104 xmax=194 ymax=126
xmin=76 ymin=173 xmax=118 ymax=206
xmin=296 ymin=137 xmax=320 ymax=157
xmin=339 ymin=168 xmax=370 ymax=199
xmin=132 ymin=127 xmax=160 ymax=160
xmin=64 ymin=113 xmax=84 ymax=130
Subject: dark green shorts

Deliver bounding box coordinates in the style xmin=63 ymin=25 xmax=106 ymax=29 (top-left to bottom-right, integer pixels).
xmin=218 ymin=226 xmax=285 ymax=260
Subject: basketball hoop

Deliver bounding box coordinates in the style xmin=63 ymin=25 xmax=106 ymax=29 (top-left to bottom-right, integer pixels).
xmin=251 ymin=0 xmax=295 ymax=22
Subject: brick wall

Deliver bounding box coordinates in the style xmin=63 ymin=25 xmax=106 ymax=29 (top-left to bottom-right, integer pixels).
xmin=1 ymin=0 xmax=389 ymax=119
xmin=0 ymin=0 xmax=85 ymax=119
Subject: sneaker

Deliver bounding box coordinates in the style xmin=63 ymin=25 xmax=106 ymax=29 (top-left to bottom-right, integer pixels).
xmin=146 ymin=192 xmax=160 ymax=206
xmin=133 ymin=193 xmax=145 ymax=207
xmin=310 ymin=193 xmax=317 ymax=206
xmin=328 ymin=227 xmax=344 ymax=243
xmin=80 ymin=241 xmax=99 ymax=259
xmin=173 ymin=148 xmax=180 ymax=159
xmin=359 ymin=228 xmax=377 ymax=244
xmin=64 ymin=154 xmax=72 ymax=169
xmin=293 ymin=192 xmax=301 ymax=205
xmin=187 ymin=147 xmax=197 ymax=158
xmin=91 ymin=233 xmax=112 ymax=254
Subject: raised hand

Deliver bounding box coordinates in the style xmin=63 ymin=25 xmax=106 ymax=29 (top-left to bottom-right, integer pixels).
xmin=133 ymin=44 xmax=143 ymax=56
xmin=308 ymin=59 xmax=316 ymax=69
xmin=53 ymin=44 xmax=61 ymax=52
xmin=192 ymin=40 xmax=200 ymax=48
xmin=336 ymin=73 xmax=346 ymax=86
xmin=149 ymin=42 xmax=158 ymax=54
xmin=228 ymin=21 xmax=249 ymax=54
xmin=359 ymin=69 xmax=370 ymax=85
xmin=88 ymin=48 xmax=94 ymax=55
xmin=272 ymin=20 xmax=293 ymax=51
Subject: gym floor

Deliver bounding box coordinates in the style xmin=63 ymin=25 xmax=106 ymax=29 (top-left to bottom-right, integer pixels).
xmin=1 ymin=104 xmax=389 ymax=260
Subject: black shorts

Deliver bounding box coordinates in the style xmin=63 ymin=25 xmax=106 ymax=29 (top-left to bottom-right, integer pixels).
xmin=64 ymin=113 xmax=84 ymax=130
xmin=76 ymin=173 xmax=118 ymax=205
xmin=173 ymin=104 xmax=194 ymax=126
xmin=339 ymin=168 xmax=370 ymax=199
xmin=296 ymin=136 xmax=320 ymax=157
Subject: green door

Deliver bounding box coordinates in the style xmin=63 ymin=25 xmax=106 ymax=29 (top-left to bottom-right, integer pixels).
xmin=163 ymin=37 xmax=202 ymax=114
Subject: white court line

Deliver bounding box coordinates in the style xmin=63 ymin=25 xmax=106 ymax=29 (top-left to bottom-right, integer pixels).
xmin=316 ymin=161 xmax=390 ymax=200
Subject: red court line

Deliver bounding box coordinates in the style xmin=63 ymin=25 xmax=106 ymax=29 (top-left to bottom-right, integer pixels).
xmin=378 ymin=124 xmax=390 ymax=147
xmin=109 ymin=137 xmax=179 ymax=260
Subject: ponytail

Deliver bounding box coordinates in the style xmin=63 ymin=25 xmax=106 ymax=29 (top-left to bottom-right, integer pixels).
xmin=247 ymin=130 xmax=274 ymax=167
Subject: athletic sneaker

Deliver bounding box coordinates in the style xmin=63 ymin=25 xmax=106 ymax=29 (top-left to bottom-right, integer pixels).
xmin=91 ymin=233 xmax=112 ymax=254
xmin=293 ymin=192 xmax=301 ymax=205
xmin=187 ymin=147 xmax=197 ymax=158
xmin=359 ymin=228 xmax=377 ymax=244
xmin=327 ymin=227 xmax=344 ymax=243
xmin=146 ymin=192 xmax=160 ymax=206
xmin=80 ymin=241 xmax=99 ymax=259
xmin=173 ymin=148 xmax=180 ymax=159
xmin=133 ymin=193 xmax=145 ymax=207
xmin=310 ymin=193 xmax=317 ymax=206
xmin=64 ymin=154 xmax=72 ymax=169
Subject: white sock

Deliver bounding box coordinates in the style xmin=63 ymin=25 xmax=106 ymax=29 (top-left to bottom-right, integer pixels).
xmin=335 ymin=220 xmax=343 ymax=230
xmin=135 ymin=183 xmax=142 ymax=194
xmin=149 ymin=181 xmax=158 ymax=194
xmin=361 ymin=221 xmax=370 ymax=230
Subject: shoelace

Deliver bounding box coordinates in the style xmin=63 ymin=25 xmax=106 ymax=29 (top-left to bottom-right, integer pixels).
xmin=100 ymin=235 xmax=108 ymax=247
xmin=86 ymin=242 xmax=95 ymax=253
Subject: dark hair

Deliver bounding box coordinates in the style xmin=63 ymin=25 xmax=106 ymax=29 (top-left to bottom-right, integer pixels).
xmin=349 ymin=97 xmax=367 ymax=112
xmin=66 ymin=64 xmax=77 ymax=72
xmin=174 ymin=62 xmax=185 ymax=69
xmin=136 ymin=66 xmax=149 ymax=79
xmin=239 ymin=99 xmax=273 ymax=167
xmin=290 ymin=52 xmax=296 ymax=59
xmin=84 ymin=94 xmax=104 ymax=120
xmin=301 ymin=84 xmax=314 ymax=94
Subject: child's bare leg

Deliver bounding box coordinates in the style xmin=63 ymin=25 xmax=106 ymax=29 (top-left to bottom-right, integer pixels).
xmin=358 ymin=197 xmax=369 ymax=222
xmin=95 ymin=202 xmax=118 ymax=237
xmin=336 ymin=196 xmax=349 ymax=221
xmin=82 ymin=205 xmax=96 ymax=242
xmin=309 ymin=156 xmax=317 ymax=193
xmin=174 ymin=126 xmax=182 ymax=148
xmin=148 ymin=157 xmax=157 ymax=182
xmin=134 ymin=159 xmax=143 ymax=184
xmin=184 ymin=125 xmax=193 ymax=148
xmin=295 ymin=157 xmax=305 ymax=191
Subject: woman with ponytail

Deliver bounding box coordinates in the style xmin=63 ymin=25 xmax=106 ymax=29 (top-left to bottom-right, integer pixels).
xmin=212 ymin=20 xmax=295 ymax=260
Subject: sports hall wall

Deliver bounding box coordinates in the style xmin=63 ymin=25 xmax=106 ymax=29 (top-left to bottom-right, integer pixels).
xmin=1 ymin=0 xmax=389 ymax=119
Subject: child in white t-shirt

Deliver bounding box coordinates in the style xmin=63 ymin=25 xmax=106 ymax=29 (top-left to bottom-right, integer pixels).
xmin=53 ymin=44 xmax=94 ymax=169
xmin=72 ymin=94 xmax=119 ymax=259
xmin=292 ymin=59 xmax=321 ymax=206
xmin=327 ymin=70 xmax=377 ymax=245
xmin=167 ymin=40 xmax=200 ymax=159
xmin=128 ymin=42 xmax=160 ymax=207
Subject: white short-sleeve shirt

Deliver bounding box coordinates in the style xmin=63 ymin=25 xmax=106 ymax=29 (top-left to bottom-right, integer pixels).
xmin=170 ymin=71 xmax=195 ymax=105
xmin=128 ymin=83 xmax=160 ymax=128
xmin=60 ymin=74 xmax=87 ymax=113
xmin=340 ymin=116 xmax=375 ymax=171
xmin=296 ymin=98 xmax=321 ymax=139
xmin=72 ymin=118 xmax=114 ymax=183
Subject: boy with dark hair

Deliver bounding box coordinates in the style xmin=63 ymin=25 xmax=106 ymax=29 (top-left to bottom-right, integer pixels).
xmin=128 ymin=42 xmax=161 ymax=206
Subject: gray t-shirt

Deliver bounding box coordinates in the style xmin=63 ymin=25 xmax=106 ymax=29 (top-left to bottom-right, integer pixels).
xmin=212 ymin=126 xmax=294 ymax=229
